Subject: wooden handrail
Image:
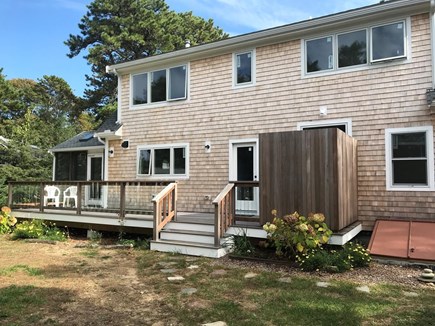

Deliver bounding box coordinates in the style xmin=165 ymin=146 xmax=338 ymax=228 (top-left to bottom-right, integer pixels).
xmin=213 ymin=183 xmax=235 ymax=247
xmin=152 ymin=182 xmax=177 ymax=241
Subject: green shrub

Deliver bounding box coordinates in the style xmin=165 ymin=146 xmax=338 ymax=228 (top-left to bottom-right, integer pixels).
xmin=228 ymin=230 xmax=256 ymax=256
xmin=11 ymin=219 xmax=67 ymax=241
xmin=298 ymin=242 xmax=371 ymax=273
xmin=0 ymin=206 xmax=17 ymax=234
xmin=263 ymin=210 xmax=332 ymax=259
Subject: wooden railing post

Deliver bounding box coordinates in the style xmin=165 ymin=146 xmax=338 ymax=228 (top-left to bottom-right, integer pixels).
xmin=212 ymin=183 xmax=235 ymax=247
xmin=76 ymin=182 xmax=82 ymax=215
xmin=152 ymin=182 xmax=177 ymax=241
xmin=119 ymin=182 xmax=126 ymax=220
xmin=153 ymin=200 xmax=159 ymax=241
xmin=7 ymin=182 xmax=13 ymax=208
xmin=39 ymin=182 xmax=45 ymax=212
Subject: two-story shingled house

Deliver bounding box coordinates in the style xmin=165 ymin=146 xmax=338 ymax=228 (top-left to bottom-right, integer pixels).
xmin=10 ymin=0 xmax=435 ymax=258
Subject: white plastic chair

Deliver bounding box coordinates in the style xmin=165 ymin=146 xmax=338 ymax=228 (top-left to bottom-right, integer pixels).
xmin=43 ymin=186 xmax=60 ymax=207
xmin=63 ymin=186 xmax=78 ymax=208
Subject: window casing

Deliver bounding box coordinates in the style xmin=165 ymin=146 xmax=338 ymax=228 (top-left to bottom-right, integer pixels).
xmin=233 ymin=50 xmax=255 ymax=87
xmin=137 ymin=144 xmax=189 ymax=178
xmin=385 ymin=127 xmax=434 ymax=191
xmin=304 ymin=20 xmax=407 ymax=75
xmin=131 ymin=65 xmax=187 ymax=106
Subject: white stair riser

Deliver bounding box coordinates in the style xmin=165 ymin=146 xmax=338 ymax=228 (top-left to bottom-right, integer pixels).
xmin=160 ymin=232 xmax=215 ymax=245
xmin=165 ymin=222 xmax=214 ymax=233
xmin=150 ymin=242 xmax=228 ymax=258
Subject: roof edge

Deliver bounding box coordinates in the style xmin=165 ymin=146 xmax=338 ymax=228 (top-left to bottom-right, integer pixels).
xmin=108 ymin=0 xmax=429 ymax=73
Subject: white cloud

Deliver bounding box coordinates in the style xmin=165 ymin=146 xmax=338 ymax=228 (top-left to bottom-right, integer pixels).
xmin=171 ymin=0 xmax=380 ymax=34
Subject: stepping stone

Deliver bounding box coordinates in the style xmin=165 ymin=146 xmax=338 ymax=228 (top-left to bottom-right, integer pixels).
xmin=160 ymin=269 xmax=177 ymax=274
xmin=316 ymin=282 xmax=330 ymax=288
xmin=187 ymin=265 xmax=199 ymax=269
xmin=244 ymin=272 xmax=258 ymax=279
xmin=158 ymin=261 xmax=177 ymax=268
xmin=167 ymin=276 xmax=185 ymax=281
xmin=403 ymin=291 xmax=419 ymax=297
xmin=181 ymin=288 xmax=197 ymax=295
xmin=210 ymin=270 xmax=227 ymax=277
xmin=202 ymin=322 xmax=228 ymax=326
xmin=356 ymin=285 xmax=370 ymax=293
xmin=186 ymin=257 xmax=198 ymax=262
xmin=278 ymin=277 xmax=292 ymax=283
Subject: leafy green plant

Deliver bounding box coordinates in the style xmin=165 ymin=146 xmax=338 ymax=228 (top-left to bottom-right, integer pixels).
xmin=0 ymin=206 xmax=17 ymax=234
xmin=11 ymin=219 xmax=67 ymax=241
xmin=263 ymin=210 xmax=332 ymax=258
xmin=227 ymin=230 xmax=256 ymax=256
xmin=88 ymin=229 xmax=102 ymax=244
xmin=298 ymin=242 xmax=371 ymax=273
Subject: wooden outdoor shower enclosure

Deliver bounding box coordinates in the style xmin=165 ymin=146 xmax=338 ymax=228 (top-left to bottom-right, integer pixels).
xmin=259 ymin=129 xmax=358 ymax=231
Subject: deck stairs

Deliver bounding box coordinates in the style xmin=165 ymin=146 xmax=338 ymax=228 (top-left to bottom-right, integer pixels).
xmin=149 ymin=212 xmax=233 ymax=258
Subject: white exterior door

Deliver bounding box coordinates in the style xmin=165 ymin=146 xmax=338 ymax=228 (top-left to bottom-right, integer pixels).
xmin=85 ymin=154 xmax=104 ymax=207
xmin=230 ymin=140 xmax=259 ymax=215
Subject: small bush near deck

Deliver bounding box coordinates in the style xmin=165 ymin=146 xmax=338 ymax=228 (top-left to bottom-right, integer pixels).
xmin=0 ymin=206 xmax=17 ymax=234
xmin=11 ymin=219 xmax=67 ymax=241
xmin=263 ymin=210 xmax=332 ymax=258
xmin=227 ymin=230 xmax=256 ymax=256
xmin=298 ymin=242 xmax=371 ymax=273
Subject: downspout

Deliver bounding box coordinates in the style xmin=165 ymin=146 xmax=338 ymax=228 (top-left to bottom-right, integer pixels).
xmin=431 ymin=0 xmax=435 ymax=89
xmin=97 ymin=136 xmax=109 ymax=181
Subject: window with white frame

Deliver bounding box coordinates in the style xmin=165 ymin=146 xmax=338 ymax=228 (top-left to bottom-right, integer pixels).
xmin=304 ymin=20 xmax=407 ymax=74
xmin=385 ymin=126 xmax=434 ymax=190
xmin=137 ymin=144 xmax=188 ymax=177
xmin=132 ymin=65 xmax=187 ymax=106
xmin=234 ymin=50 xmax=255 ymax=86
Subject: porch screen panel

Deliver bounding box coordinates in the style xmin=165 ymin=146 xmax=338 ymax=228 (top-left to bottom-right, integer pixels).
xmin=55 ymin=153 xmax=70 ymax=180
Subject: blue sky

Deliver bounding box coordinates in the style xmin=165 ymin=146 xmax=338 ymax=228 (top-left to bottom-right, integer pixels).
xmin=0 ymin=0 xmax=378 ymax=97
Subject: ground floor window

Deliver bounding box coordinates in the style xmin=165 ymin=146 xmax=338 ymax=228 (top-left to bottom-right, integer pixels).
xmin=54 ymin=151 xmax=87 ymax=181
xmin=137 ymin=144 xmax=188 ymax=178
xmin=385 ymin=126 xmax=434 ymax=191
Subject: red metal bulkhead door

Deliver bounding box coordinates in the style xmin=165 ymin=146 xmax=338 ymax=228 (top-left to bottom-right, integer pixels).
xmin=368 ymin=220 xmax=410 ymax=259
xmin=408 ymin=221 xmax=435 ymax=261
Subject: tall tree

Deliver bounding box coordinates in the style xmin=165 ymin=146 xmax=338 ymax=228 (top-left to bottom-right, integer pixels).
xmin=65 ymin=0 xmax=228 ymax=116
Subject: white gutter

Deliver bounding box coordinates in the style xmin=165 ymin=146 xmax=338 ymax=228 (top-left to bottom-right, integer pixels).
xmin=431 ymin=0 xmax=435 ymax=88
xmin=107 ymin=0 xmax=430 ymax=74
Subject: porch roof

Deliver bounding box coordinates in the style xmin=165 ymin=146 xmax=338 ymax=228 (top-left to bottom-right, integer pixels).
xmin=50 ymin=131 xmax=104 ymax=152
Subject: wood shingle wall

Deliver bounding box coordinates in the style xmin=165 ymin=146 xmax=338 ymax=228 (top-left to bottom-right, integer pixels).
xmin=109 ymin=13 xmax=435 ymax=230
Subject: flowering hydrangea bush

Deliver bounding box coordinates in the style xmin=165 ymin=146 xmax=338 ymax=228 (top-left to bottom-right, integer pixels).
xmin=263 ymin=210 xmax=332 ymax=258
xmin=0 ymin=206 xmax=17 ymax=234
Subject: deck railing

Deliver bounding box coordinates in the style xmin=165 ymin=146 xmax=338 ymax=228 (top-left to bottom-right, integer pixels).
xmin=213 ymin=183 xmax=235 ymax=246
xmin=8 ymin=180 xmax=171 ymax=220
xmin=213 ymin=181 xmax=260 ymax=246
xmin=152 ymin=182 xmax=177 ymax=241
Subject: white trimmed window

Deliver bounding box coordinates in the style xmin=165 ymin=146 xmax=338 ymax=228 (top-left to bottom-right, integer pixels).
xmin=385 ymin=126 xmax=434 ymax=191
xmin=233 ymin=50 xmax=255 ymax=87
xmin=132 ymin=65 xmax=187 ymax=106
xmin=304 ymin=20 xmax=407 ymax=75
xmin=137 ymin=144 xmax=189 ymax=178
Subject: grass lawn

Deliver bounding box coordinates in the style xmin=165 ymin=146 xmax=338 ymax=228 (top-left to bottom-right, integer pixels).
xmin=0 ymin=237 xmax=434 ymax=325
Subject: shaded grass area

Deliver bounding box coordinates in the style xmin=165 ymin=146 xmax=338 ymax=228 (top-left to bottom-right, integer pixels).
xmin=137 ymin=251 xmax=435 ymax=326
xmin=0 ymin=264 xmax=43 ymax=276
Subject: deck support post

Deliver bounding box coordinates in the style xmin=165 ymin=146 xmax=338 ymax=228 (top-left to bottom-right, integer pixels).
xmin=119 ymin=182 xmax=126 ymax=220
xmin=76 ymin=183 xmax=82 ymax=215
xmin=39 ymin=182 xmax=44 ymax=213
xmin=7 ymin=182 xmax=13 ymax=208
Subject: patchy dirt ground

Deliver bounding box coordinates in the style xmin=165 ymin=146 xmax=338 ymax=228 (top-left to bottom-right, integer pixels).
xmin=0 ymin=235 xmax=433 ymax=326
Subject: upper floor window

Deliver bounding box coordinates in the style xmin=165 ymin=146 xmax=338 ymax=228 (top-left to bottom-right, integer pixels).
xmin=132 ymin=65 xmax=187 ymax=106
xmin=304 ymin=20 xmax=407 ymax=75
xmin=385 ymin=126 xmax=434 ymax=191
xmin=137 ymin=143 xmax=189 ymax=178
xmin=233 ymin=50 xmax=255 ymax=87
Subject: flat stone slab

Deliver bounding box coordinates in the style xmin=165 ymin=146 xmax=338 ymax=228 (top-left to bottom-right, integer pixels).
xmin=356 ymin=285 xmax=370 ymax=293
xmin=278 ymin=277 xmax=292 ymax=283
xmin=210 ymin=270 xmax=227 ymax=277
xmin=244 ymin=272 xmax=258 ymax=279
xmin=186 ymin=257 xmax=198 ymax=262
xmin=167 ymin=276 xmax=185 ymax=281
xmin=187 ymin=265 xmax=199 ymax=269
xmin=181 ymin=288 xmax=197 ymax=295
xmin=158 ymin=261 xmax=177 ymax=267
xmin=202 ymin=322 xmax=228 ymax=326
xmin=403 ymin=291 xmax=419 ymax=297
xmin=316 ymin=282 xmax=331 ymax=288
xmin=160 ymin=269 xmax=177 ymax=274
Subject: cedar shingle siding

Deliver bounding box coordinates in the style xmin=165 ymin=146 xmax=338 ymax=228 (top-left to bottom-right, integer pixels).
xmin=109 ymin=14 xmax=434 ymax=230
